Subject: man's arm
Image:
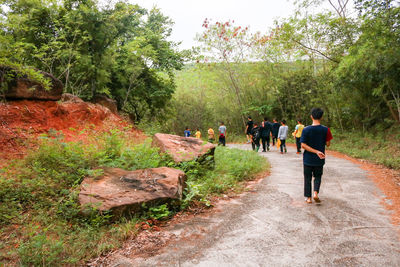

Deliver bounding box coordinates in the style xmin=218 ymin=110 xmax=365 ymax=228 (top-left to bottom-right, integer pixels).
xmin=301 ymin=143 xmax=326 ymax=159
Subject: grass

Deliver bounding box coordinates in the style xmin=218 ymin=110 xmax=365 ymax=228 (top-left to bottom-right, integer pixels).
xmin=0 ymin=129 xmax=269 ymax=265
xmin=330 ymin=127 xmax=400 ymax=170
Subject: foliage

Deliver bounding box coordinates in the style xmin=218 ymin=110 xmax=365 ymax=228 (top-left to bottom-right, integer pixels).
xmin=161 ymin=0 xmax=399 ymax=138
xmin=330 ymin=126 xmax=400 ymax=169
xmin=0 ymin=0 xmax=186 ymax=122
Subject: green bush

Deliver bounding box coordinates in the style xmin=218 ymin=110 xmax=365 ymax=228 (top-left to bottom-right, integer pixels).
xmin=18 ymin=232 xmax=64 ymax=266
xmin=330 ymin=127 xmax=400 ymax=170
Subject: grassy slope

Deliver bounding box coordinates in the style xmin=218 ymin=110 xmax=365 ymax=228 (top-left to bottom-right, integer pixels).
xmin=0 ymin=130 xmax=268 ymax=265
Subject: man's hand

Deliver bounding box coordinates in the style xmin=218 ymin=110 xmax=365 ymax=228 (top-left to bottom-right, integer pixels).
xmin=316 ymin=151 xmax=325 ymax=159
xmin=302 ymin=143 xmax=326 ymax=159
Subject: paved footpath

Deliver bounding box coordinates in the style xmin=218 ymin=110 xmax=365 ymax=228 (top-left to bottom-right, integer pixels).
xmin=109 ymin=144 xmax=400 ymax=267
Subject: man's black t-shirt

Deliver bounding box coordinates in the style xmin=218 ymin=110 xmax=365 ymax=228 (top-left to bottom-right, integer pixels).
xmin=261 ymin=121 xmax=272 ymax=137
xmin=300 ymin=125 xmax=332 ymax=166
xmin=272 ymin=122 xmax=280 ymax=136
xmin=246 ymin=120 xmax=254 ymax=134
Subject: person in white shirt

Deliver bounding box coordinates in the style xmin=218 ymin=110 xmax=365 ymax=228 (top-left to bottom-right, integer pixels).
xmin=278 ymin=120 xmax=288 ymax=154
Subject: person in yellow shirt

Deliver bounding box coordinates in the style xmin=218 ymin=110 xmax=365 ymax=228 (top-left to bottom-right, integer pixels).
xmin=195 ymin=128 xmax=201 ymax=139
xmin=294 ymin=119 xmax=305 ymax=154
xmin=207 ymin=127 xmax=215 ymax=143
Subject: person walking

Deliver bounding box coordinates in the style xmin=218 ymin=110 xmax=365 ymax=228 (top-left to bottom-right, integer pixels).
xmin=195 ymin=128 xmax=201 ymax=139
xmin=218 ymin=122 xmax=227 ymax=146
xmin=245 ymin=116 xmax=254 ymax=144
xmin=271 ymin=119 xmax=280 ymax=147
xmin=261 ymin=118 xmax=272 ymax=152
xmin=278 ymin=120 xmax=288 ymax=154
xmin=207 ymin=127 xmax=215 ymax=143
xmin=294 ymin=119 xmax=305 ymax=154
xmin=301 ymin=108 xmax=333 ymax=204
xmin=250 ymin=122 xmax=261 ymax=152
xmin=184 ymin=127 xmax=191 ymax=137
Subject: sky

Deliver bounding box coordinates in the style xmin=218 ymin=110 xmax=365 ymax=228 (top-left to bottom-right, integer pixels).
xmin=129 ymin=0 xmax=298 ymax=50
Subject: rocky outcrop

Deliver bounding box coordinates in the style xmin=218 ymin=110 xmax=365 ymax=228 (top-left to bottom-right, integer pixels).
xmin=79 ymin=167 xmax=186 ymax=215
xmin=152 ymin=133 xmax=216 ymax=163
xmin=1 ymin=67 xmax=63 ymax=101
xmin=92 ymin=95 xmax=118 ymax=114
xmin=60 ymin=93 xmax=84 ymax=103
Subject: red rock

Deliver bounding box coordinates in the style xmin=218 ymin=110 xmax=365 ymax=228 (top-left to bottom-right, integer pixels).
xmin=2 ymin=67 xmax=63 ymax=101
xmin=152 ymin=133 xmax=216 ymax=163
xmin=79 ymin=167 xmax=186 ymax=216
xmin=92 ymin=95 xmax=118 ymax=114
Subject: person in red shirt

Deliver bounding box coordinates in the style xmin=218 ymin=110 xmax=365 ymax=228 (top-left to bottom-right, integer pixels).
xmin=300 ymin=108 xmax=333 ymax=204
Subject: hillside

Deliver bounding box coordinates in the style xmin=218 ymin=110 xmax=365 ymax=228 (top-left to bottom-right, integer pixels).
xmin=0 ymin=99 xmax=145 ymax=161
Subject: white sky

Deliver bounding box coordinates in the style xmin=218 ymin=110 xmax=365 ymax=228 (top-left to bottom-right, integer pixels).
xmin=129 ymin=0 xmax=298 ymax=50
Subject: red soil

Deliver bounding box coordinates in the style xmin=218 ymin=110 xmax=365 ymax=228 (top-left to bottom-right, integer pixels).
xmin=0 ymin=100 xmax=146 ymax=161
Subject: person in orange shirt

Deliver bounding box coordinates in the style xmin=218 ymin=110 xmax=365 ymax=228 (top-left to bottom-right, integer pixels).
xmin=207 ymin=127 xmax=215 ymax=143
xmin=294 ymin=119 xmax=305 ymax=154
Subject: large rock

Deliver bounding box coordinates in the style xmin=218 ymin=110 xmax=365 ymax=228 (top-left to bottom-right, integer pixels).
xmin=1 ymin=67 xmax=63 ymax=101
xmin=92 ymin=95 xmax=118 ymax=114
xmin=152 ymin=133 xmax=216 ymax=163
xmin=60 ymin=93 xmax=84 ymax=103
xmin=79 ymin=167 xmax=186 ymax=215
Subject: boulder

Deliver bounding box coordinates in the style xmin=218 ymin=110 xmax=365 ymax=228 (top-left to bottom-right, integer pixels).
xmin=1 ymin=67 xmax=63 ymax=101
xmin=79 ymin=167 xmax=186 ymax=215
xmin=92 ymin=95 xmax=118 ymax=114
xmin=60 ymin=93 xmax=84 ymax=103
xmin=152 ymin=133 xmax=216 ymax=163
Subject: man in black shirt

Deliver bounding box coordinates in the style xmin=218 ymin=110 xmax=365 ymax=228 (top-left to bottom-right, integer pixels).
xmin=271 ymin=118 xmax=280 ymax=146
xmin=261 ymin=117 xmax=272 ymax=152
xmin=245 ymin=116 xmax=254 ymax=144
xmin=301 ymin=108 xmax=333 ymax=204
xmin=250 ymin=122 xmax=261 ymax=152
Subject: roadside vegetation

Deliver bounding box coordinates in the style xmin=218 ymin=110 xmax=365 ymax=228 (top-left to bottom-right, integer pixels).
xmin=0 ymin=130 xmax=268 ymax=265
xmin=330 ymin=128 xmax=400 ymax=170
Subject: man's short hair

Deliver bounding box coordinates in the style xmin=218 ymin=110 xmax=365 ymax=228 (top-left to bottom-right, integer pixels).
xmin=297 ymin=119 xmax=302 ymax=123
xmin=282 ymin=119 xmax=286 ymax=124
xmin=248 ymin=116 xmax=252 ymax=120
xmin=311 ymin=108 xmax=324 ymax=120
xmin=264 ymin=117 xmax=268 ymax=121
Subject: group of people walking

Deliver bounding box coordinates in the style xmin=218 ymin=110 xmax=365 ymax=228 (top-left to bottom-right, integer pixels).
xmin=184 ymin=122 xmax=227 ymax=146
xmin=183 ymin=108 xmax=332 ymax=205
xmin=245 ymin=108 xmax=333 ymax=204
xmin=245 ymin=117 xmax=305 ymax=154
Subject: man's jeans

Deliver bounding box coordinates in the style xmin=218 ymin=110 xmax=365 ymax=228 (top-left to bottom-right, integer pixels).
xmin=261 ymin=136 xmax=270 ymax=151
xmin=304 ymin=165 xmax=323 ymax=197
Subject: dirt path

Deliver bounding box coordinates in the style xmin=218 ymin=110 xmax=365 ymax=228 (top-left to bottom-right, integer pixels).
xmin=105 ymin=144 xmax=400 ymax=266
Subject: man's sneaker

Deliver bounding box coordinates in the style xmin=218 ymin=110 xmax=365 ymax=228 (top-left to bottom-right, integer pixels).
xmin=262 ymin=150 xmax=266 ymax=152
xmin=267 ymin=146 xmax=270 ymax=151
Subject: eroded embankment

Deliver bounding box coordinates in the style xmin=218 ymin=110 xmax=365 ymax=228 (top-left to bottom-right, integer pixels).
xmin=0 ymin=100 xmax=145 ymax=161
